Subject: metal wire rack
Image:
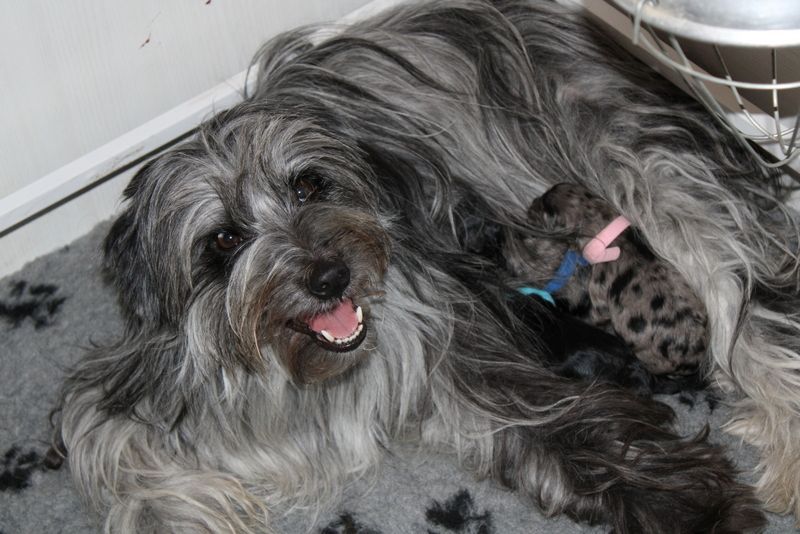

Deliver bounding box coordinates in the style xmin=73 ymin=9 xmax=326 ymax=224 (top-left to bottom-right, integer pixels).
xmin=611 ymin=0 xmax=800 ymax=169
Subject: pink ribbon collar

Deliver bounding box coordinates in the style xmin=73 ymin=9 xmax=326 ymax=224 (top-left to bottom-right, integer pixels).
xmin=582 ymin=215 xmax=631 ymax=264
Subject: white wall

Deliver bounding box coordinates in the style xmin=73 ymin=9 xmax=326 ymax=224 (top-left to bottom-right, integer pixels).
xmin=0 ymin=0 xmax=370 ymax=278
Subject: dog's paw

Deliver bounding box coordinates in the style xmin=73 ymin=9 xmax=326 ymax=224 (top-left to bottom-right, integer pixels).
xmin=0 ymin=280 xmax=66 ymax=329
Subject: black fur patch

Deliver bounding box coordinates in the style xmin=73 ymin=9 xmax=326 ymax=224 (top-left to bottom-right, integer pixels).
xmin=655 ymin=308 xmax=697 ymax=329
xmin=0 ymin=280 xmax=66 ymax=329
xmin=658 ymin=338 xmax=673 ymax=359
xmin=694 ymin=340 xmax=707 ymax=354
xmin=650 ymin=295 xmax=665 ymax=311
xmin=321 ymin=512 xmax=382 ymax=534
xmin=568 ymin=292 xmax=592 ymax=319
xmin=627 ymin=315 xmax=647 ymax=333
xmin=609 ymin=268 xmax=635 ymax=305
xmin=426 ymin=489 xmax=494 ymax=533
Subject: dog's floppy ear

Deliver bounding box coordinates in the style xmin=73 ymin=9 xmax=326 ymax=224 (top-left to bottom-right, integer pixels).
xmin=103 ymin=160 xmax=161 ymax=327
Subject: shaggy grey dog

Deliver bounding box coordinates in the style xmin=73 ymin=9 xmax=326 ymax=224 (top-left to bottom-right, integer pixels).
xmin=57 ymin=0 xmax=800 ymax=532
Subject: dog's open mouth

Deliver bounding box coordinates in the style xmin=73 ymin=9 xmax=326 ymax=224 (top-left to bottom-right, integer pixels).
xmin=295 ymin=298 xmax=367 ymax=352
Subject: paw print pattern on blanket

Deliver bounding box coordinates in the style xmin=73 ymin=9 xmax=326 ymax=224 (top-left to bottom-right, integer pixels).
xmin=426 ymin=489 xmax=494 ymax=534
xmin=0 ymin=280 xmax=66 ymax=329
xmin=318 ymin=490 xmax=495 ymax=533
xmin=320 ymin=512 xmax=383 ymax=533
xmin=0 ymin=446 xmax=44 ymax=492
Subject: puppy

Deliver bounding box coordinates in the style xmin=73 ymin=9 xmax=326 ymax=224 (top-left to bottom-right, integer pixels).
xmin=58 ymin=0 xmax=800 ymax=532
xmin=460 ymin=202 xmax=704 ymax=395
xmin=516 ymin=182 xmax=709 ymax=377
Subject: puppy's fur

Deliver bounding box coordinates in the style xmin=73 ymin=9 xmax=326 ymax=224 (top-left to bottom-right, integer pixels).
xmin=59 ymin=0 xmax=800 ymax=532
xmin=517 ymin=182 xmax=709 ymax=377
xmin=461 ymin=208 xmax=705 ymax=396
xmin=508 ymin=290 xmax=703 ymax=396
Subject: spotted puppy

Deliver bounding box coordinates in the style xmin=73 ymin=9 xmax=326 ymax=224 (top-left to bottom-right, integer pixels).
xmin=513 ymin=183 xmax=709 ymax=377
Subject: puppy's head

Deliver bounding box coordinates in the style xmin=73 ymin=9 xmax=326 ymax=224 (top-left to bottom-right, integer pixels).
xmin=528 ymin=183 xmax=618 ymax=238
xmin=106 ymin=103 xmax=391 ymax=384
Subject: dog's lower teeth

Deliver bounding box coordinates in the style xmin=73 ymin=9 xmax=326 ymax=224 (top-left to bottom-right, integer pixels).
xmin=322 ymin=323 xmax=364 ymax=346
xmin=356 ymin=306 xmax=363 ymax=323
xmin=320 ymin=330 xmax=335 ymax=343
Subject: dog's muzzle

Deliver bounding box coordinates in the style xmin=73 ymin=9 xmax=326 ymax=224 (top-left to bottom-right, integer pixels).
xmin=289 ymin=298 xmax=368 ymax=352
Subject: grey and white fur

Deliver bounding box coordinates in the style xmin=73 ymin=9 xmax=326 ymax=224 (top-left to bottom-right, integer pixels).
xmin=57 ymin=0 xmax=800 ymax=532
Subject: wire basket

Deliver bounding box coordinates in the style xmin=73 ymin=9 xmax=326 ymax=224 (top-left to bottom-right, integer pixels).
xmin=611 ymin=0 xmax=800 ymax=170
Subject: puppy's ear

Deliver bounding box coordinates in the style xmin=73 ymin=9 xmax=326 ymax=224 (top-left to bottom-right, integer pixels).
xmin=103 ymin=161 xmax=161 ymax=327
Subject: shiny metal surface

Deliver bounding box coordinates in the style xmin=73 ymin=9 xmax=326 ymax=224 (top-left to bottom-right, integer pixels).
xmin=612 ymin=0 xmax=800 ymax=47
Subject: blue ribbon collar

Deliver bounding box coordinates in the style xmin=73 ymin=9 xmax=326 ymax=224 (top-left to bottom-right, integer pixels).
xmin=518 ymin=250 xmax=588 ymax=305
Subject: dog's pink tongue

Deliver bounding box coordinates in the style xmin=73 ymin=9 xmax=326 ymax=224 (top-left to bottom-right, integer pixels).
xmin=308 ymin=299 xmax=358 ymax=338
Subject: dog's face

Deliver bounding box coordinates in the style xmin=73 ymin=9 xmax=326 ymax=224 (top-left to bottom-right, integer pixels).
xmin=106 ymin=105 xmax=391 ymax=384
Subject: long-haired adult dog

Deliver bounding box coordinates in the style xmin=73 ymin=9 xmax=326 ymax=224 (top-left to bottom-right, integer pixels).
xmin=58 ymin=0 xmax=800 ymax=532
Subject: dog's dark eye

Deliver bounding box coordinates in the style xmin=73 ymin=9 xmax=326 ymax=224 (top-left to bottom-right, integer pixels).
xmin=293 ymin=175 xmax=322 ymax=204
xmin=214 ymin=230 xmax=242 ymax=251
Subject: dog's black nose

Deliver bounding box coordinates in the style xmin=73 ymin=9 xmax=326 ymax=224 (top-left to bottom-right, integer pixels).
xmin=307 ymin=258 xmax=350 ymax=299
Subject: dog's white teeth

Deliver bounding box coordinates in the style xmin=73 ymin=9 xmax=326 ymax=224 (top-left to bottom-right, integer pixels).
xmin=320 ymin=330 xmax=335 ymax=343
xmin=353 ymin=323 xmax=364 ymax=339
xmin=321 ymin=323 xmax=364 ymax=346
xmin=338 ymin=324 xmax=364 ymax=345
xmin=356 ymin=305 xmax=363 ymax=323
